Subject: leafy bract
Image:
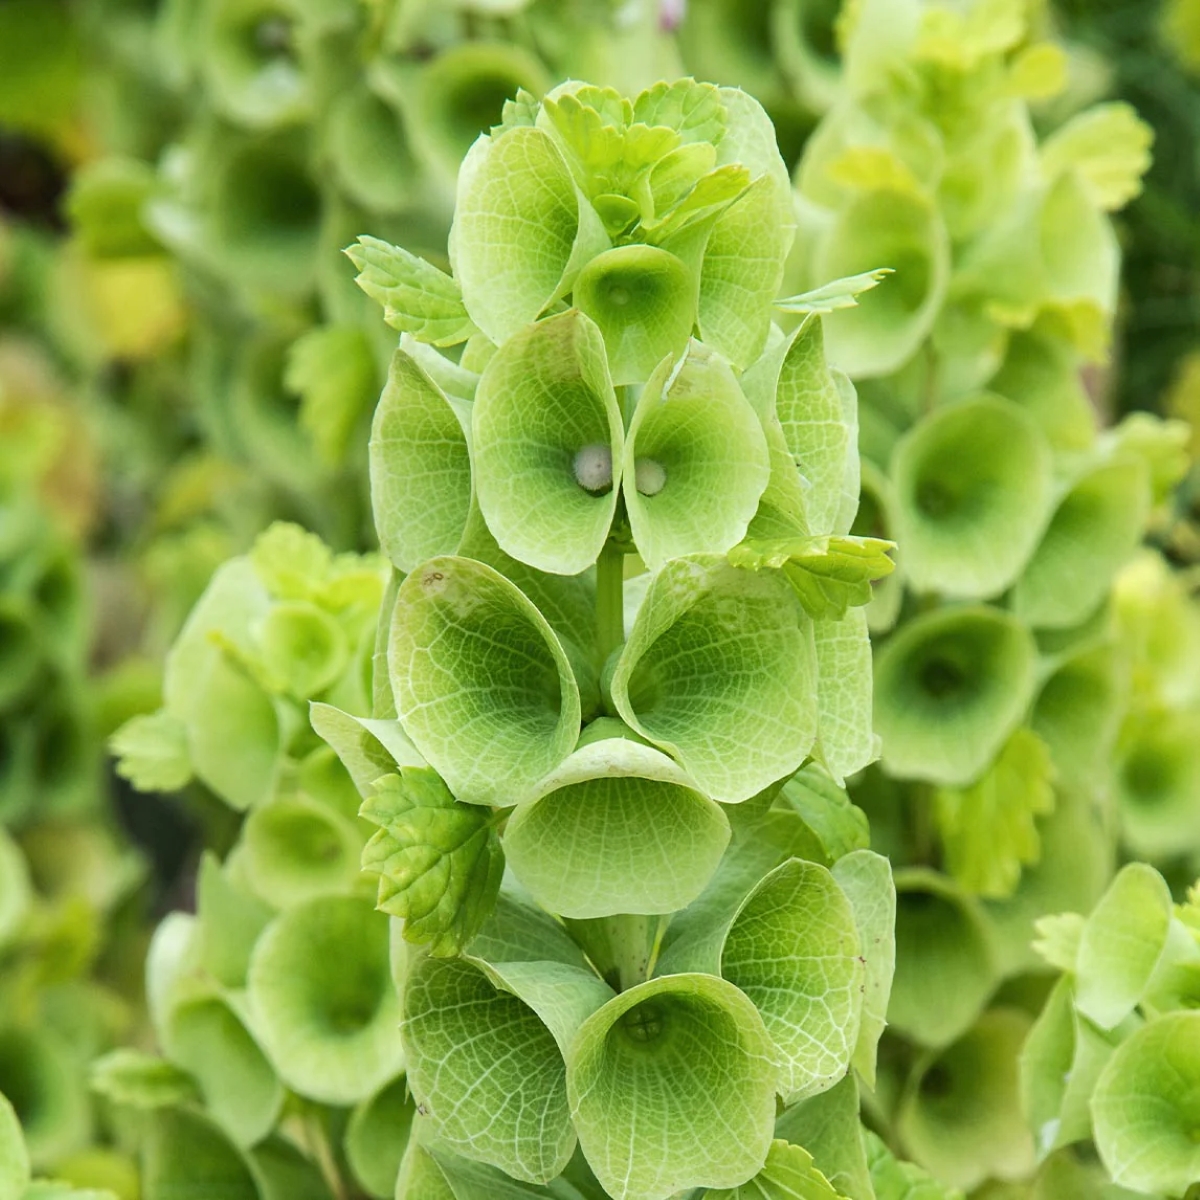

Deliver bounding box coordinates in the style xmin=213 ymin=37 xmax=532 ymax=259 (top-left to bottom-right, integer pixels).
xmin=89 ymin=1049 xmax=198 ymax=1112
xmin=109 ymin=710 xmax=191 ymax=793
xmin=389 ymin=556 xmax=581 ymax=807
xmin=864 ymin=1129 xmax=963 ymax=1200
xmin=890 ymin=395 xmax=1053 ymax=600
xmin=502 ymin=738 xmax=729 ymax=919
xmin=1039 ymin=103 xmax=1153 ymax=213
xmin=567 ymin=973 xmax=777 ymax=1200
xmin=703 ymin=1140 xmax=846 ymax=1199
xmin=360 ymin=768 xmax=504 ymax=955
xmin=776 ymin=268 xmax=895 ymax=315
xmin=451 ymin=126 xmax=608 ymax=344
xmin=874 ymin=605 xmax=1038 ymax=786
xmin=624 ymin=342 xmax=769 ymax=570
xmin=401 ymin=954 xmax=575 ymax=1184
xmin=935 ymin=728 xmax=1056 ymax=899
xmin=727 ymin=535 xmax=896 ymax=621
xmin=370 ymin=348 xmax=473 ymax=575
xmin=472 ymin=309 xmax=622 ymax=575
xmin=610 ymin=555 xmax=817 ymax=803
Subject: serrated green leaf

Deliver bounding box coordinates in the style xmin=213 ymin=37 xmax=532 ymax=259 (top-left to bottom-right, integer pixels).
xmin=864 ymin=1129 xmax=964 ymax=1200
xmin=347 ymin=235 xmax=476 ymax=346
xmin=360 ymin=768 xmax=504 ymax=956
xmin=110 ymin=710 xmax=192 ymax=794
xmin=774 ymin=1073 xmax=876 ymax=1200
xmin=728 ymin=535 xmax=895 ymax=620
xmin=704 ymin=1139 xmax=847 ymax=1199
xmin=779 ymin=765 xmax=871 ymax=863
xmin=285 ymin=324 xmax=378 ymax=466
xmin=632 ymin=79 xmax=727 ymax=146
xmin=1040 ymin=103 xmax=1153 ymax=213
xmin=776 ymin=269 xmax=895 ymax=316
xmin=935 ymin=729 xmax=1056 ymax=900
xmin=310 ymin=703 xmax=427 ymax=798
xmin=1032 ymin=912 xmax=1086 ymax=973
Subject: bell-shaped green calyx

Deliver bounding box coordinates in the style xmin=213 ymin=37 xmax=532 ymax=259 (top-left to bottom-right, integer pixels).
xmin=472 ymin=310 xmax=623 ymax=575
xmin=401 ymin=953 xmax=577 ymax=1185
xmin=369 ymin=348 xmax=473 ymax=575
xmin=389 ymin=556 xmax=581 ymax=807
xmin=451 ymin=125 xmax=608 ymax=344
xmin=359 ymin=767 xmax=505 ymax=956
xmin=573 ymin=245 xmax=696 ymax=385
xmin=813 ymin=607 xmax=879 ymax=784
xmin=240 ymin=794 xmax=363 ymax=908
xmin=1113 ymin=708 xmax=1200 ymax=859
xmin=0 ymin=1028 xmax=90 ymax=1170
xmin=200 ymin=0 xmax=309 ymax=129
xmin=503 ymin=737 xmax=729 ymax=919
xmin=624 ymin=342 xmax=770 ymax=570
xmin=812 ymin=187 xmax=950 ymax=379
xmin=720 ymin=858 xmax=865 ymax=1103
xmin=160 ymin=994 xmax=282 ymax=1148
xmin=246 ymin=894 xmax=404 ymax=1105
xmin=1091 ymin=1012 xmax=1200 ymax=1195
xmin=140 ymin=1108 xmax=258 ymax=1200
xmin=890 ymin=395 xmax=1053 ymax=599
xmin=888 ymin=869 xmax=996 ymax=1048
xmin=611 ymin=555 xmax=817 ymax=803
xmin=1012 ymin=458 xmax=1151 ymax=630
xmin=1073 ymin=862 xmax=1173 ymax=1031
xmin=897 ymin=1009 xmax=1035 ymax=1190
xmin=345 ymin=1076 xmax=413 ymax=1200
xmin=567 ymin=973 xmax=777 ymax=1200
xmin=873 ymin=605 xmax=1038 ymax=786
xmin=0 ymin=1092 xmax=29 ymax=1198
xmin=326 ymin=85 xmax=415 ymax=215
xmin=258 ymin=600 xmax=349 ymax=699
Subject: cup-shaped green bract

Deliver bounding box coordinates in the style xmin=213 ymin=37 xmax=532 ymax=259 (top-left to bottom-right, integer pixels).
xmin=1013 ymin=458 xmax=1151 ymax=630
xmin=246 ymin=894 xmax=404 ymax=1105
xmin=259 ymin=600 xmax=349 ymax=699
xmin=1074 ymin=862 xmax=1173 ymax=1031
xmin=201 ymin=0 xmax=309 ymax=129
xmin=451 ymin=125 xmax=608 ymax=344
xmin=161 ymin=994 xmax=283 ymax=1149
xmin=241 ymin=794 xmax=363 ymax=908
xmin=624 ymin=341 xmax=769 ymax=569
xmin=370 ymin=348 xmax=473 ymax=575
xmin=502 ymin=738 xmax=730 ymax=919
xmin=1092 ymin=1012 xmax=1200 ymax=1196
xmin=890 ymin=395 xmax=1053 ymax=600
xmin=573 ymin=245 xmax=696 ymax=385
xmin=611 ymin=555 xmax=817 ymax=803
xmin=412 ymin=41 xmax=551 ymax=182
xmin=141 ymin=1108 xmax=258 ymax=1200
xmin=873 ymin=605 xmax=1037 ymax=786
xmin=898 ymin=1008 xmax=1035 ymax=1190
xmin=888 ymin=869 xmax=996 ymax=1048
xmin=721 ymin=858 xmax=865 ymax=1102
xmin=326 ymin=84 xmax=415 ymax=215
xmin=0 ymin=1027 xmax=89 ymax=1170
xmin=401 ymin=954 xmax=574 ymax=1185
xmin=209 ymin=133 xmax=322 ymax=296
xmin=813 ymin=187 xmax=950 ymax=379
xmin=389 ymin=556 xmax=581 ymax=807
xmin=0 ymin=596 xmax=40 ymax=709
xmin=472 ymin=310 xmax=623 ymax=575
xmin=1113 ymin=709 xmax=1200 ymax=860
xmin=345 ymin=1075 xmax=413 ymax=1200
xmin=567 ymin=974 xmax=777 ymax=1200
xmin=0 ymin=828 xmax=31 ymax=949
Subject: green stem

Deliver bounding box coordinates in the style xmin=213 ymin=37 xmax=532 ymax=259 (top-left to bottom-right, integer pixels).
xmin=566 ymin=912 xmax=658 ymax=992
xmin=596 ymin=540 xmax=626 ymax=668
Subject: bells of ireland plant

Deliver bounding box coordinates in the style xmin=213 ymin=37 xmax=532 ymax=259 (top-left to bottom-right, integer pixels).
xmin=328 ymin=77 xmax=901 ymax=1200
